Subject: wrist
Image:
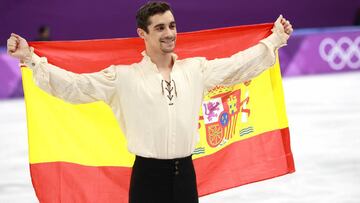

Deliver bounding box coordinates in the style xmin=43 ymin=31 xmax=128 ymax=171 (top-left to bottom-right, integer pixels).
xmin=20 ymin=47 xmax=33 ymax=63
xmin=266 ymin=32 xmax=288 ymax=49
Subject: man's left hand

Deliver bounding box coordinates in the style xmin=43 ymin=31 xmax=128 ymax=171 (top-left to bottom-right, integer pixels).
xmin=279 ymin=15 xmax=293 ymax=36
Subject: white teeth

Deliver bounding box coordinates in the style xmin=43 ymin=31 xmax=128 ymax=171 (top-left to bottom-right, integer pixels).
xmin=161 ymin=39 xmax=174 ymax=43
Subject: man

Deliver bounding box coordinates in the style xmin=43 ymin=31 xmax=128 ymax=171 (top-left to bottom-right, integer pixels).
xmin=7 ymin=1 xmax=293 ymax=203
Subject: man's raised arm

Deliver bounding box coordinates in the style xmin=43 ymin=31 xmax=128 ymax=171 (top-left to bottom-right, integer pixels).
xmin=201 ymin=15 xmax=293 ymax=92
xmin=7 ymin=33 xmax=118 ymax=104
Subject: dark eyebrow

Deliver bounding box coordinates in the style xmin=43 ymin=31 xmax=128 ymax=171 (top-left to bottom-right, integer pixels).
xmin=154 ymin=23 xmax=165 ymax=29
xmin=153 ymin=21 xmax=176 ymax=29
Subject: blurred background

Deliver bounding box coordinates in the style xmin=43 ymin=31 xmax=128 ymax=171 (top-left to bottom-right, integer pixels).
xmin=1 ymin=0 xmax=360 ymax=202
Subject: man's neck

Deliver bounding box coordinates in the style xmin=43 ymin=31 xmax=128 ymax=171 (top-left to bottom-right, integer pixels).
xmin=146 ymin=49 xmax=174 ymax=70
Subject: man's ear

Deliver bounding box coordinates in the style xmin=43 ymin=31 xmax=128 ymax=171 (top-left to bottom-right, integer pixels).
xmin=137 ymin=28 xmax=146 ymax=39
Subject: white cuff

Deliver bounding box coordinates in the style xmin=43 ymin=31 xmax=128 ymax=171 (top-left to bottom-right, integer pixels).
xmin=22 ymin=48 xmax=48 ymax=70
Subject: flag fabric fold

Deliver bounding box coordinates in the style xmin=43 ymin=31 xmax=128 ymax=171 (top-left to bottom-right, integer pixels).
xmin=22 ymin=23 xmax=295 ymax=202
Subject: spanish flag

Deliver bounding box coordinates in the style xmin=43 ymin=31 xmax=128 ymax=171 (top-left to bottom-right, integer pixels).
xmin=22 ymin=23 xmax=295 ymax=202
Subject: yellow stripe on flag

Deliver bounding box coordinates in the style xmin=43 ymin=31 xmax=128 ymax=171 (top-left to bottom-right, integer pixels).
xmin=23 ymin=68 xmax=135 ymax=166
xmin=23 ymin=55 xmax=287 ymax=165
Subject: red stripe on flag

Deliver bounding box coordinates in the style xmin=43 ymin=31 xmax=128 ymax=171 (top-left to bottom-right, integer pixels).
xmin=194 ymin=128 xmax=294 ymax=196
xmin=28 ymin=23 xmax=273 ymax=73
xmin=30 ymin=128 xmax=294 ymax=202
xmin=30 ymin=162 xmax=132 ymax=203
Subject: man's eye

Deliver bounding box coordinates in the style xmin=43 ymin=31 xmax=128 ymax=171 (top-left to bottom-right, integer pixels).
xmin=170 ymin=24 xmax=176 ymax=29
xmin=157 ymin=27 xmax=164 ymax=31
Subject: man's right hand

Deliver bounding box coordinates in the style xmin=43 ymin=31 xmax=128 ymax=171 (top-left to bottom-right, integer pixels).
xmin=7 ymin=33 xmax=32 ymax=62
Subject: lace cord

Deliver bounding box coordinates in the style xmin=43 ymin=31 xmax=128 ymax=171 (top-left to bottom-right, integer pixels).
xmin=161 ymin=80 xmax=165 ymax=95
xmin=172 ymin=79 xmax=178 ymax=97
xmin=161 ymin=79 xmax=177 ymax=105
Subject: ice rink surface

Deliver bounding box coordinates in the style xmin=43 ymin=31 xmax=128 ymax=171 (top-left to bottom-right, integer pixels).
xmin=1 ymin=72 xmax=359 ymax=203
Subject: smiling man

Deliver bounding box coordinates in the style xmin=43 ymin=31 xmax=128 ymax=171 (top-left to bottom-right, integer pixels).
xmin=136 ymin=3 xmax=178 ymax=83
xmin=7 ymin=1 xmax=293 ymax=203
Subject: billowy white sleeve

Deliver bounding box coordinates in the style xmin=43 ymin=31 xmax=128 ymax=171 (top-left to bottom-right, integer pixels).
xmin=23 ymin=51 xmax=118 ymax=104
xmin=201 ymin=23 xmax=289 ymax=93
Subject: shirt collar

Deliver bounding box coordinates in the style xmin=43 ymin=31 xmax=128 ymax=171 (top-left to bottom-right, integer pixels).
xmin=140 ymin=51 xmax=178 ymax=66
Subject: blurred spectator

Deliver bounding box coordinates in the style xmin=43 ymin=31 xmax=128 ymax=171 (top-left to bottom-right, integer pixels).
xmin=354 ymin=8 xmax=360 ymax=25
xmin=35 ymin=25 xmax=51 ymax=41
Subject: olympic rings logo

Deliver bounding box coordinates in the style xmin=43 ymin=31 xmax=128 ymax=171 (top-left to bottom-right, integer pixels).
xmin=319 ymin=36 xmax=360 ymax=70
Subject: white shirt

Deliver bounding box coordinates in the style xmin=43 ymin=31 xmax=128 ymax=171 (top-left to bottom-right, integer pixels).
xmin=25 ymin=30 xmax=287 ymax=159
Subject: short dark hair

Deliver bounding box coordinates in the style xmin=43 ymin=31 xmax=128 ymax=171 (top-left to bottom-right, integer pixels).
xmin=136 ymin=1 xmax=173 ymax=33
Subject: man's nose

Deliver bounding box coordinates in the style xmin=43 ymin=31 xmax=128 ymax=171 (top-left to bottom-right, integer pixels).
xmin=164 ymin=27 xmax=175 ymax=37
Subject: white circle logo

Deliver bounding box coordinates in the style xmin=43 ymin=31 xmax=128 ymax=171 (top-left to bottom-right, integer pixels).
xmin=319 ymin=36 xmax=360 ymax=70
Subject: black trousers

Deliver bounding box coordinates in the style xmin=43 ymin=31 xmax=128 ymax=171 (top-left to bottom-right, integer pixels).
xmin=129 ymin=155 xmax=199 ymax=203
